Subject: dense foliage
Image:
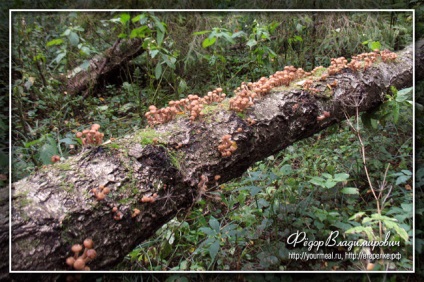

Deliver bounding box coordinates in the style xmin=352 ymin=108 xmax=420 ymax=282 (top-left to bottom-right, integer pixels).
xmin=10 ymin=10 xmax=417 ymax=273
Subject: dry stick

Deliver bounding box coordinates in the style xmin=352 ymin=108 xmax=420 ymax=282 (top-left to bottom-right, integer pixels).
xmin=345 ymin=107 xmax=383 ymax=241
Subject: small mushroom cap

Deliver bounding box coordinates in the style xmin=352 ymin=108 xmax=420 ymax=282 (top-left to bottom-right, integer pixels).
xmin=76 ymin=132 xmax=83 ymax=138
xmin=73 ymin=258 xmax=86 ymax=270
xmin=66 ymin=256 xmax=76 ymax=267
xmin=71 ymin=244 xmax=83 ymax=254
xmin=96 ymin=192 xmax=106 ymax=200
xmin=83 ymin=238 xmax=94 ymax=249
xmin=91 ymin=124 xmax=101 ymax=131
xmin=86 ymin=249 xmax=97 ymax=260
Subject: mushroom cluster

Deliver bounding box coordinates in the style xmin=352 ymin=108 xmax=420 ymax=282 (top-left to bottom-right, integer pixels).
xmin=328 ymin=57 xmax=349 ymax=75
xmin=131 ymin=208 xmax=141 ymax=218
xmin=317 ymin=111 xmax=331 ymax=121
xmin=229 ymin=82 xmax=256 ymax=112
xmin=111 ymin=206 xmax=123 ymax=221
xmin=380 ymin=49 xmax=397 ymax=62
xmin=218 ymin=134 xmax=237 ymax=157
xmin=145 ymin=87 xmax=227 ymax=126
xmin=65 ymin=239 xmax=97 ymax=271
xmin=203 ymin=88 xmax=226 ymax=104
xmin=347 ymin=49 xmax=397 ymax=72
xmin=75 ymin=124 xmax=104 ymax=146
xmin=91 ymin=185 xmax=110 ymax=201
xmin=143 ymin=49 xmax=399 ymax=126
xmin=140 ymin=193 xmax=158 ymax=203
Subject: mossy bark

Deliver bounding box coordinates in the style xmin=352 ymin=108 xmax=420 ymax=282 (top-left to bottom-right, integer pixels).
xmin=8 ymin=41 xmax=417 ymax=272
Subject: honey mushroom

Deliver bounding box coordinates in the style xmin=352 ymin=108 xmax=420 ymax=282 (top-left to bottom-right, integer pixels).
xmin=75 ymin=124 xmax=104 ymax=146
xmin=65 ymin=239 xmax=97 ymax=271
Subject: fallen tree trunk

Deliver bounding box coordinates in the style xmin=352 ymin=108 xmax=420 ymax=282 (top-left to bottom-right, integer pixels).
xmin=9 ymin=42 xmax=416 ymax=272
xmin=65 ymin=38 xmax=144 ymax=96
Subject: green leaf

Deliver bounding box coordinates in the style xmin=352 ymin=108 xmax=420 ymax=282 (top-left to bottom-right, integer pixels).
xmin=322 ymin=173 xmax=332 ymax=179
xmin=309 ymin=177 xmax=326 ymax=188
xmin=149 ymin=49 xmax=159 ymax=58
xmin=39 ymin=143 xmax=58 ymax=164
xmin=208 ymin=240 xmax=220 ymax=261
xmin=349 ymin=212 xmax=366 ymax=221
xmin=279 ymin=164 xmax=293 ymax=175
xmin=333 ymin=173 xmax=349 ymax=182
xmin=341 ymin=187 xmax=359 ymax=194
xmin=246 ymin=39 xmax=257 ymax=48
xmin=193 ymin=30 xmax=211 ymax=35
xmin=202 ymin=37 xmax=217 ymax=48
xmin=62 ymin=28 xmax=71 ymax=36
xmin=151 ymin=15 xmax=166 ymax=33
xmin=236 ymin=185 xmax=262 ymax=196
xmin=394 ymin=226 xmax=409 ymax=242
xmin=46 ymin=38 xmax=64 ymax=47
xmin=131 ymin=14 xmax=146 ymax=23
xmin=155 ymin=63 xmax=162 ymax=80
xmin=325 ymin=181 xmax=337 ymax=189
xmin=68 ymin=31 xmax=79 ymax=46
xmin=178 ymin=79 xmax=187 ymax=93
xmin=396 ymin=87 xmax=412 ymax=102
xmin=232 ymin=31 xmax=246 ymax=38
xmin=209 ymin=217 xmax=220 ymax=233
xmin=395 ymin=175 xmax=411 ymax=185
xmin=296 ymin=23 xmax=303 ymax=32
xmin=332 ymin=222 xmax=353 ymax=230
xmin=393 ymin=102 xmax=400 ymax=123
xmin=157 ymin=30 xmax=164 ymax=46
xmin=119 ymin=13 xmax=131 ymax=25
xmin=221 ymin=33 xmax=235 ymax=44
xmin=59 ymin=137 xmax=77 ymax=145
xmin=401 ymin=203 xmax=413 ymax=213
xmin=199 ymin=227 xmax=214 ymax=236
xmin=24 ymin=137 xmax=44 ymax=148
xmin=130 ymin=26 xmax=149 ymax=39
xmin=369 ymin=41 xmax=381 ymax=51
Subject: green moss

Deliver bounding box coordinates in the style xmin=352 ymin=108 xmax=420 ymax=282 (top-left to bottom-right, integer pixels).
xmin=312 ymin=67 xmax=327 ymax=78
xmin=60 ymin=182 xmax=74 ymax=193
xmin=107 ymin=143 xmax=121 ymax=149
xmin=168 ymin=149 xmax=185 ymax=170
xmin=201 ymin=103 xmax=220 ymax=115
xmin=118 ymin=197 xmax=133 ymax=205
xmin=56 ymin=163 xmax=72 ymax=171
xmin=135 ymin=128 xmax=168 ymax=145
xmin=237 ymin=112 xmax=246 ymax=119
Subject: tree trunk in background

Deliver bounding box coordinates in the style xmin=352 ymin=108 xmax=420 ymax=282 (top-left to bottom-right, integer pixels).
xmin=3 ymin=41 xmax=418 ymax=275
xmin=65 ymin=39 xmax=144 ymax=96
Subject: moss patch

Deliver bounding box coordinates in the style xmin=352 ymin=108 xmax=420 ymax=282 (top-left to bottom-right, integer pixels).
xmin=56 ymin=163 xmax=72 ymax=171
xmin=135 ymin=128 xmax=166 ymax=145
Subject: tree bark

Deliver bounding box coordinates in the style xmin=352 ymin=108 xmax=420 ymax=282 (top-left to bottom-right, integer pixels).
xmin=7 ymin=41 xmax=417 ymax=273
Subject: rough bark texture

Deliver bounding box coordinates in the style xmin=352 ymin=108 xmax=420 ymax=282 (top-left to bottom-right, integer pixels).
xmin=65 ymin=39 xmax=144 ymax=96
xmin=6 ymin=41 xmax=418 ymax=274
